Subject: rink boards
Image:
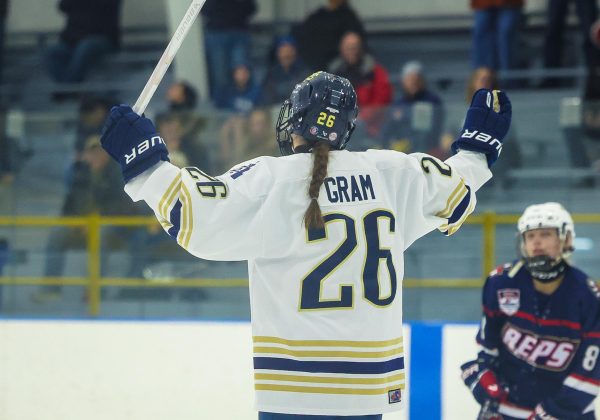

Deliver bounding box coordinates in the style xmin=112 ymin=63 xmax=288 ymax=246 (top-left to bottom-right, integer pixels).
xmin=0 ymin=320 xmax=596 ymax=420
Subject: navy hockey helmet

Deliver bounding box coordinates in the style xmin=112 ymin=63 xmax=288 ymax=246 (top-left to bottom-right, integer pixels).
xmin=276 ymin=71 xmax=358 ymax=156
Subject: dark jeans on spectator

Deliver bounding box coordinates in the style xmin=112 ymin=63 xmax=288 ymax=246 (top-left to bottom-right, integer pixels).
xmin=544 ymin=0 xmax=598 ymax=69
xmin=259 ymin=413 xmax=382 ymax=420
xmin=204 ymin=30 xmax=250 ymax=100
xmin=472 ymin=7 xmax=522 ymax=70
xmin=44 ymin=36 xmax=113 ymax=83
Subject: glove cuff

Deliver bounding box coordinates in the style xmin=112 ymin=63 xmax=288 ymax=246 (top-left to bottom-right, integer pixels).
xmin=122 ymin=148 xmax=170 ymax=183
xmin=451 ymin=135 xmax=501 ymax=168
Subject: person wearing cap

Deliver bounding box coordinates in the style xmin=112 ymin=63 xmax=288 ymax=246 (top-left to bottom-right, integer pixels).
xmin=379 ymin=61 xmax=443 ymax=154
xmin=461 ymin=202 xmax=600 ymax=419
xmin=261 ymin=36 xmax=310 ymax=106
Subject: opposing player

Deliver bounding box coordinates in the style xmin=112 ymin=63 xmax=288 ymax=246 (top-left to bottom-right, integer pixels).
xmin=101 ymin=72 xmax=511 ymax=419
xmin=461 ymin=202 xmax=600 ymax=420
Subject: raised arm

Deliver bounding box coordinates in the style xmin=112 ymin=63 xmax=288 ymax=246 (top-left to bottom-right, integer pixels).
xmin=100 ymin=105 xmax=271 ymax=261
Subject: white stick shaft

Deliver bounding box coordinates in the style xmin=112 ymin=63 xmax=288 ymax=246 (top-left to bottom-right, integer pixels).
xmin=132 ymin=0 xmax=207 ymax=115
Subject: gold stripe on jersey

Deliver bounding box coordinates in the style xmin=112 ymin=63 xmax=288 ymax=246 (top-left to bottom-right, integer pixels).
xmin=253 ymin=346 xmax=403 ymax=359
xmin=159 ymin=174 xmax=182 ymax=221
xmin=176 ymin=182 xmax=189 ymax=246
xmin=255 ymin=372 xmax=405 ymax=385
xmin=254 ymin=384 xmax=405 ymax=395
xmin=440 ymin=184 xmax=468 ymax=220
xmin=253 ymin=336 xmax=403 ymax=348
xmin=181 ymin=183 xmax=194 ymax=249
xmin=436 ymin=179 xmax=467 ymax=219
xmin=177 ymin=183 xmax=194 ymax=249
xmin=440 ymin=200 xmax=475 ymax=236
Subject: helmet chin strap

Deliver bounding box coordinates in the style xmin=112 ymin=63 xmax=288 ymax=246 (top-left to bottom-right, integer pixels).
xmin=524 ymin=255 xmax=568 ymax=283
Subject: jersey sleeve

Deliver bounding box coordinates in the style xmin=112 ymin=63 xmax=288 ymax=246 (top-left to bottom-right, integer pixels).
xmin=124 ymin=159 xmax=272 ymax=261
xmin=476 ymin=274 xmax=504 ymax=367
xmin=540 ymin=281 xmax=600 ymax=418
xmin=400 ymin=150 xmax=492 ymax=248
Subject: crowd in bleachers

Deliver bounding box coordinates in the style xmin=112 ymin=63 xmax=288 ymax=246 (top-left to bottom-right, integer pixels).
xmin=0 ymin=0 xmax=599 ymax=179
xmin=1 ymin=0 xmax=600 ymax=302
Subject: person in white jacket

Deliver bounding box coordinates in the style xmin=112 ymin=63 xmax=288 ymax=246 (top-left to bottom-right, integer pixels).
xmin=100 ymin=71 xmax=511 ymax=420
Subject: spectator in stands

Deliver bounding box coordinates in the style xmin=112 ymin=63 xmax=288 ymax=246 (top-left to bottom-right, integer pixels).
xmin=32 ymin=135 xmax=138 ymax=302
xmin=167 ymin=81 xmax=198 ymax=112
xmin=0 ymin=0 xmax=8 ymax=84
xmin=329 ymin=31 xmax=392 ymax=139
xmin=220 ymin=108 xmax=278 ymax=171
xmin=244 ymin=108 xmax=279 ymax=159
xmin=44 ymin=0 xmax=122 ymax=83
xmin=379 ymin=61 xmax=444 ymax=154
xmin=543 ymin=0 xmax=599 ymax=87
xmin=292 ymin=0 xmax=365 ymax=72
xmin=164 ymin=81 xmax=209 ymax=165
xmin=261 ymin=36 xmax=310 ymax=106
xmin=156 ymin=112 xmax=211 ymax=172
xmin=202 ymin=0 xmax=257 ymax=102
xmin=75 ymin=96 xmax=113 ymax=152
xmin=65 ymin=97 xmax=114 ymax=206
xmin=470 ymin=0 xmax=523 ymax=71
xmin=215 ymin=63 xmax=262 ymax=113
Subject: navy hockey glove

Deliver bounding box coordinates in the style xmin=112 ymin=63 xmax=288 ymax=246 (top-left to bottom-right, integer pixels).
xmin=452 ymin=89 xmax=512 ymax=167
xmin=461 ymin=360 xmax=508 ymax=406
xmin=100 ymin=105 xmax=170 ymax=183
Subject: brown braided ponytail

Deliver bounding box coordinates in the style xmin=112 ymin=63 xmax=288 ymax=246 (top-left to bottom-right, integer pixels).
xmin=304 ymin=142 xmax=330 ymax=230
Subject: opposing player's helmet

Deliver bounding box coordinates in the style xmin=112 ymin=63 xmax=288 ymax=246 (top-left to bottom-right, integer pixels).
xmin=517 ymin=202 xmax=575 ymax=282
xmin=276 ymin=71 xmax=358 ymax=156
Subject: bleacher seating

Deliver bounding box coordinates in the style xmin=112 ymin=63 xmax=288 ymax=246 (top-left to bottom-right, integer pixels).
xmin=0 ymin=14 xmax=598 ymax=321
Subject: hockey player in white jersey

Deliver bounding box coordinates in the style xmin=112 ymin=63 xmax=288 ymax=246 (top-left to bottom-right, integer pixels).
xmin=100 ymin=71 xmax=512 ymax=419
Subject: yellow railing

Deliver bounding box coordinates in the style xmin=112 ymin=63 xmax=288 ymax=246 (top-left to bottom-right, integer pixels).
xmin=1 ymin=213 xmax=599 ymax=316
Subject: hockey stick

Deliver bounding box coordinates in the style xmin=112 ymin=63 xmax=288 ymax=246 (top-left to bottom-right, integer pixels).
xmin=132 ymin=0 xmax=207 ymax=115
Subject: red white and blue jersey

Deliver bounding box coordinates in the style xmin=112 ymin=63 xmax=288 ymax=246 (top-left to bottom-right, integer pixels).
xmin=477 ymin=260 xmax=600 ymax=419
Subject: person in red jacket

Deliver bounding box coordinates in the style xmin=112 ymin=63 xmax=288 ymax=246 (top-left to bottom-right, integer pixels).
xmin=329 ymin=31 xmax=392 ymax=139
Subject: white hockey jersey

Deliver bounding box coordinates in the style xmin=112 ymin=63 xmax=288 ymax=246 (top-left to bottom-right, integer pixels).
xmin=125 ymin=149 xmax=491 ymax=416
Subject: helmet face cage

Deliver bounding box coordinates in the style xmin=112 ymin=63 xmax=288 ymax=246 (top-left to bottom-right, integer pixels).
xmin=516 ymin=202 xmax=575 ymax=267
xmin=275 ymin=72 xmax=358 ymax=156
xmin=276 ymin=99 xmax=294 ymax=156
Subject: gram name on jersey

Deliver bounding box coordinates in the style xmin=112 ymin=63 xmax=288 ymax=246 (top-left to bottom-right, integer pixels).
xmin=324 ymin=174 xmax=376 ymax=203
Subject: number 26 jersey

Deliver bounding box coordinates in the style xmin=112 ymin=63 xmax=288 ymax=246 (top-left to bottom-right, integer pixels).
xmin=125 ymin=149 xmax=491 ymax=416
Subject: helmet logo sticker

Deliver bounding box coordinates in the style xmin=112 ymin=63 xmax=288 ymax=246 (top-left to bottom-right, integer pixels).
xmin=310 ymin=126 xmax=318 ymax=136
xmin=329 ymin=132 xmax=338 ymax=141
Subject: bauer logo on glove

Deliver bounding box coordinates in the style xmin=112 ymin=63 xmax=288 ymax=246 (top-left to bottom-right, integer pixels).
xmin=459 ymin=129 xmax=502 ymax=153
xmin=125 ymin=135 xmax=166 ymax=165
